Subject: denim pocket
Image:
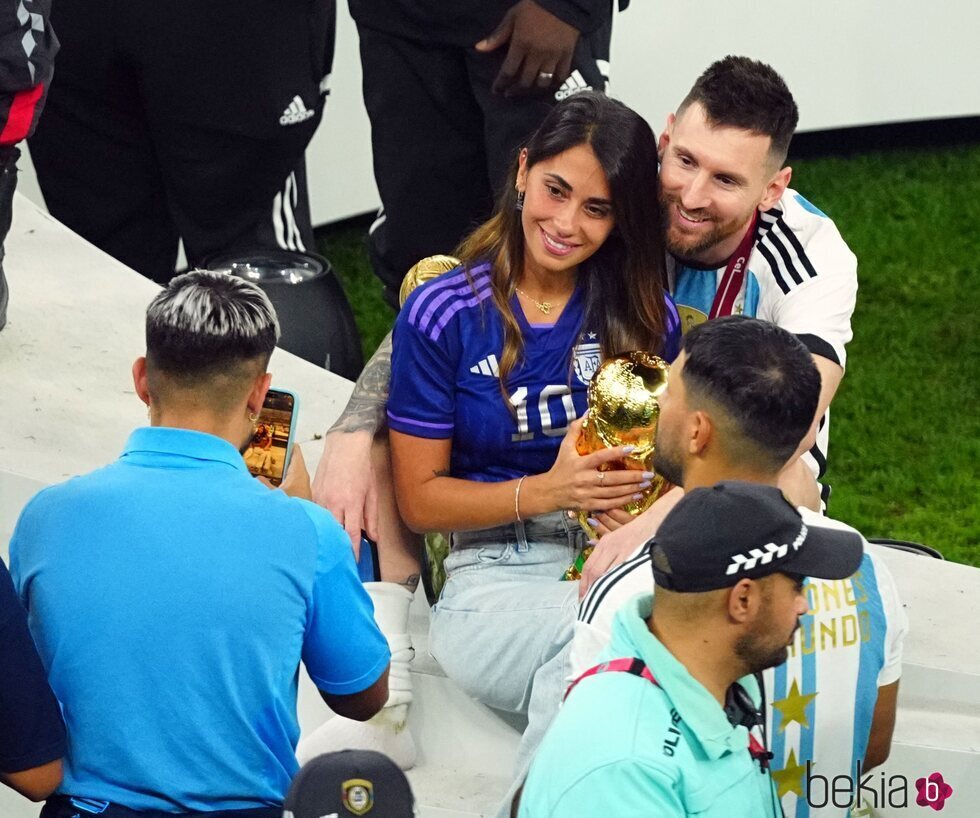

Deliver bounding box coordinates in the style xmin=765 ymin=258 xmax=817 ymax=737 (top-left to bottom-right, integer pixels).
xmin=443 ymin=540 xmax=514 ymax=579
xmin=476 ymin=542 xmax=513 ymax=563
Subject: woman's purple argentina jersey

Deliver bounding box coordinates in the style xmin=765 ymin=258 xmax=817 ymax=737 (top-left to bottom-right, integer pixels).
xmin=388 ymin=263 xmax=680 ymax=482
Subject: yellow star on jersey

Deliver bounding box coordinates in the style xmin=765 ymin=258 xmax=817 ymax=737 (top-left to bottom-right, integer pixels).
xmin=772 ymin=679 xmax=818 ymax=731
xmin=772 ymin=749 xmax=808 ymax=799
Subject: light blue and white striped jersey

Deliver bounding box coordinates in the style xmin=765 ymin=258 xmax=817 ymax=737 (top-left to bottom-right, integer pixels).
xmin=572 ymin=508 xmax=907 ymax=818
xmin=667 ymin=189 xmax=858 ymax=495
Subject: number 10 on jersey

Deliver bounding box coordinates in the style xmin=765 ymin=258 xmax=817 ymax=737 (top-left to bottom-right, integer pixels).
xmin=509 ymin=385 xmax=578 ymax=442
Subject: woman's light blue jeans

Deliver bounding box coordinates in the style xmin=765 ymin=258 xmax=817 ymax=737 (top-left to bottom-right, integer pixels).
xmin=428 ymin=510 xmax=584 ymax=718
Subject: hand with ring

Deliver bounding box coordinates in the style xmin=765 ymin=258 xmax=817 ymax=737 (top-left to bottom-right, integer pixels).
xmin=474 ymin=0 xmax=579 ymax=97
xmin=528 ymin=417 xmax=655 ymax=513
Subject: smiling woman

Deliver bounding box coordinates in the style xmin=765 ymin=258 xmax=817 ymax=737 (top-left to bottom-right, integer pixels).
xmin=383 ymin=91 xmax=681 ymax=744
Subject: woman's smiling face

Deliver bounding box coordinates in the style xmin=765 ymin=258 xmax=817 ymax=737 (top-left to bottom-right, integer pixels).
xmin=516 ymin=143 xmax=615 ymax=280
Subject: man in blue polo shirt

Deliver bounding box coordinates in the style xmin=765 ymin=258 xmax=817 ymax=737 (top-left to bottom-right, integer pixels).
xmin=9 ymin=271 xmax=390 ymax=818
xmin=518 ymin=482 xmax=863 ymax=817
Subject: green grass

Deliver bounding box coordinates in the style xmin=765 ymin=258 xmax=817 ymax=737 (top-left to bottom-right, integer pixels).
xmin=792 ymin=146 xmax=980 ymax=566
xmin=316 ymin=144 xmax=980 ymax=568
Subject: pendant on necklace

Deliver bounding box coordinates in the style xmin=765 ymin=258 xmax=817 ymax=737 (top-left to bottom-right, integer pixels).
xmin=517 ymin=287 xmax=552 ymax=315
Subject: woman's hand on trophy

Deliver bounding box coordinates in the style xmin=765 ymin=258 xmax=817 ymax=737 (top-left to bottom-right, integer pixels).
xmin=589 ymin=508 xmax=635 ymax=536
xmin=531 ymin=418 xmax=654 ymax=513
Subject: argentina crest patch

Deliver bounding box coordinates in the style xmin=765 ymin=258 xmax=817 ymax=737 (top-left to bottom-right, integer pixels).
xmin=573 ymin=336 xmax=602 ymax=385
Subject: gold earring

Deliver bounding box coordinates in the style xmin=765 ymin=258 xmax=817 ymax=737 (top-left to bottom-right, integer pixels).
xmin=248 ymin=411 xmax=260 ymax=423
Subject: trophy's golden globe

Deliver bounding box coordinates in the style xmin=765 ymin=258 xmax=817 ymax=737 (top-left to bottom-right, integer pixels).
xmin=399 ymin=255 xmax=461 ymax=306
xmin=563 ymin=352 xmax=672 ymax=581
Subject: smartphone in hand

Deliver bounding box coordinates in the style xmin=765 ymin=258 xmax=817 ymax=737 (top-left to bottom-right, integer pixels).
xmin=244 ymin=388 xmax=298 ymax=486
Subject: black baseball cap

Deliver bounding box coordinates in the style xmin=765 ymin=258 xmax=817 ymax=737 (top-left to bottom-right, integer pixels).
xmin=284 ymin=750 xmax=416 ymax=818
xmin=649 ymin=481 xmax=863 ymax=592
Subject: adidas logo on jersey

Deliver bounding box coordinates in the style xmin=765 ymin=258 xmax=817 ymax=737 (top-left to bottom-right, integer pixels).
xmin=280 ymin=96 xmax=315 ymax=126
xmin=469 ymin=354 xmax=500 ymax=377
xmin=555 ymin=70 xmax=592 ymax=101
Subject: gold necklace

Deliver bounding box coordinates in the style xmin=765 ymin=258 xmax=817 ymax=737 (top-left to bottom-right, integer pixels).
xmin=516 ymin=287 xmax=557 ymax=316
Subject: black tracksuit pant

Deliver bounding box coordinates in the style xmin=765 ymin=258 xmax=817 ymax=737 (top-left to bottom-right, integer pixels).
xmin=29 ymin=0 xmax=335 ymax=285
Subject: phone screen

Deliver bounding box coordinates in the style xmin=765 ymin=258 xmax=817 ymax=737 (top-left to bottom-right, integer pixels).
xmin=244 ymin=389 xmax=296 ymax=486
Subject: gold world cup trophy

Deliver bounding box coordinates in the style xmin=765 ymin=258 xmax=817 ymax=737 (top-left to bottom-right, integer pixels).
xmin=563 ymin=352 xmax=672 ymax=581
xmin=399 ymin=255 xmax=461 ymax=306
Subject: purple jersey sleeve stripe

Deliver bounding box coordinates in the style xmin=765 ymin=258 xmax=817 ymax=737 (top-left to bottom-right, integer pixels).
xmin=407 ymin=262 xmax=492 ymax=326
xmin=429 ymin=285 xmax=496 ymax=342
xmin=417 ymin=275 xmax=490 ymax=337
xmin=416 ymin=270 xmax=493 ymax=338
xmin=407 ymin=268 xmax=469 ymax=326
xmin=386 ymin=410 xmax=454 ymax=431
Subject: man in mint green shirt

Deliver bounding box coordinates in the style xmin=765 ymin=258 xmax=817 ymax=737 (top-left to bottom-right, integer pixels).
xmin=518 ymin=481 xmax=863 ymax=817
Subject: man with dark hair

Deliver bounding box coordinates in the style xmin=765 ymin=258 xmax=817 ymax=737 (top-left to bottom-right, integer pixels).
xmin=519 ymin=479 xmax=864 ymax=817
xmin=9 ymin=271 xmax=391 ymax=818
xmin=579 ymin=54 xmax=858 ymax=586
xmin=657 ymin=317 xmax=822 ymax=481
xmin=572 ymin=317 xmax=906 ymax=818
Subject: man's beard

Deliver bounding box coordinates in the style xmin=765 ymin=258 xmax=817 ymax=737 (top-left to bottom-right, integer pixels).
xmin=652 ymin=439 xmax=684 ymax=487
xmin=735 ymin=606 xmax=800 ymax=675
xmin=660 ymin=193 xmax=749 ymax=263
xmin=735 ymin=633 xmax=790 ymax=675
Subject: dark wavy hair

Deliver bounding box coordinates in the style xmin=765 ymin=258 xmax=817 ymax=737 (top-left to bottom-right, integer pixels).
xmin=455 ymin=91 xmax=668 ymax=401
xmin=681 ymin=316 xmax=819 ymax=470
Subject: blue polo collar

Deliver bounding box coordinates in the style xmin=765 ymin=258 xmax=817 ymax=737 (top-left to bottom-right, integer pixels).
xmin=120 ymin=426 xmax=250 ymax=473
xmin=611 ymin=594 xmax=759 ymax=760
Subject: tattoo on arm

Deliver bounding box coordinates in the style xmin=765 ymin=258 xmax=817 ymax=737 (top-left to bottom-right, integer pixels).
xmin=328 ymin=333 xmax=393 ymax=435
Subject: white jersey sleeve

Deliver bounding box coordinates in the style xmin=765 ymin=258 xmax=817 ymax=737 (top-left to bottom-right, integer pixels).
xmin=570 ymin=546 xmax=651 ymax=681
xmin=753 ymin=191 xmax=858 ymax=369
xmin=867 ymin=549 xmax=908 ymax=686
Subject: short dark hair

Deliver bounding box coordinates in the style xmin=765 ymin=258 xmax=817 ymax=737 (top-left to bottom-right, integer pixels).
xmin=145 ymin=270 xmax=279 ymax=379
xmin=678 ymin=56 xmax=799 ymax=165
xmin=681 ymin=316 xmax=819 ymax=470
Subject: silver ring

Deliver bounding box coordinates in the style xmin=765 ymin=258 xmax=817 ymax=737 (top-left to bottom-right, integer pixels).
xmin=537 ymin=72 xmax=554 ymax=82
xmin=597 ymin=471 xmax=605 ymax=485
